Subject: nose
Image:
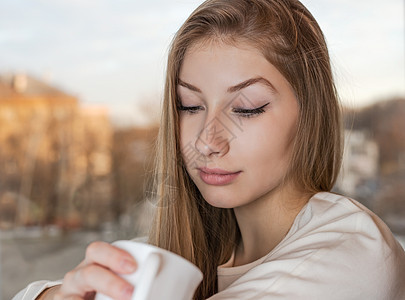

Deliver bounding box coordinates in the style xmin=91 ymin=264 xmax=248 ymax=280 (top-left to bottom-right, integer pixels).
xmin=195 ymin=116 xmax=231 ymax=158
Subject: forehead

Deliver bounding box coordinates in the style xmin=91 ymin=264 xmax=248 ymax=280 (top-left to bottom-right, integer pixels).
xmin=178 ymin=40 xmax=291 ymax=96
xmin=180 ymin=41 xmax=269 ymax=80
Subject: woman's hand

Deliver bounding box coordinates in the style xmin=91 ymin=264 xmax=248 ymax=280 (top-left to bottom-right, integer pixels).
xmin=51 ymin=241 xmax=137 ymax=300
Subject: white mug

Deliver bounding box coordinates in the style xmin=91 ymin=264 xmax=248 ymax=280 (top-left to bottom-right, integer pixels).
xmin=95 ymin=240 xmax=203 ymax=300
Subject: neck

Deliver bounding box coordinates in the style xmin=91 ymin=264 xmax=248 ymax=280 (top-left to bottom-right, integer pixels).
xmin=232 ymin=184 xmax=309 ymax=267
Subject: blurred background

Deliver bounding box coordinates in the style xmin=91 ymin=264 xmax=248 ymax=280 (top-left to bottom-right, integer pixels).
xmin=0 ymin=0 xmax=404 ymax=299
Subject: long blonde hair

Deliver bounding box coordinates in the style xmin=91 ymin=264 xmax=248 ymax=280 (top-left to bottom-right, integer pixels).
xmin=147 ymin=0 xmax=342 ymax=298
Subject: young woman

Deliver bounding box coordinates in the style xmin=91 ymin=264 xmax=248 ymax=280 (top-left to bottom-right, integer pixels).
xmin=14 ymin=0 xmax=405 ymax=299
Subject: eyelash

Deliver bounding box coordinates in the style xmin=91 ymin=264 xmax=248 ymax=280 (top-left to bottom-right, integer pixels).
xmin=177 ymin=103 xmax=270 ymax=118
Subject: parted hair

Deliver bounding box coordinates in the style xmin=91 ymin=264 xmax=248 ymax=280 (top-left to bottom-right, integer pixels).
xmin=147 ymin=0 xmax=342 ymax=298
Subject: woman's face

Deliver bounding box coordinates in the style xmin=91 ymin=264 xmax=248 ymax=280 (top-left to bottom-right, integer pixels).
xmin=178 ymin=41 xmax=299 ymax=209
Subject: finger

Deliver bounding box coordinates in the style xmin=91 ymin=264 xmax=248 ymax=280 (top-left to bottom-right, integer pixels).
xmin=54 ymin=289 xmax=91 ymax=300
xmin=59 ymin=296 xmax=83 ymax=300
xmin=54 ymin=291 xmax=82 ymax=300
xmin=85 ymin=241 xmax=137 ymax=274
xmin=60 ymin=264 xmax=134 ymax=300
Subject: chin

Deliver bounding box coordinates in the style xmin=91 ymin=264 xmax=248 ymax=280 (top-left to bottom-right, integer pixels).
xmin=198 ymin=188 xmax=242 ymax=209
xmin=206 ymin=199 xmax=236 ymax=209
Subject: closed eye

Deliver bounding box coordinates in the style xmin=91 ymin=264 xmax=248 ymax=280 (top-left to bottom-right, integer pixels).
xmin=177 ymin=105 xmax=204 ymax=114
xmin=232 ymin=102 xmax=270 ymax=118
xmin=178 ymin=102 xmax=270 ymax=118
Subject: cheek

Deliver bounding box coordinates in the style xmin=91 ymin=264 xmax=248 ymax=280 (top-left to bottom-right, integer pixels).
xmin=179 ymin=117 xmax=195 ymax=144
xmin=238 ymin=118 xmax=296 ymax=168
xmin=179 ymin=117 xmax=200 ymax=164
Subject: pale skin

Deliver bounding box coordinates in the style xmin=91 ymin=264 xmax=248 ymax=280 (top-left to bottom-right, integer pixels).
xmin=178 ymin=41 xmax=309 ymax=266
xmin=38 ymin=41 xmax=308 ymax=299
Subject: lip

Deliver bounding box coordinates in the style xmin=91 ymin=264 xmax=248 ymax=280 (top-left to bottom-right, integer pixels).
xmin=199 ymin=167 xmax=238 ymax=175
xmin=198 ymin=167 xmax=242 ymax=185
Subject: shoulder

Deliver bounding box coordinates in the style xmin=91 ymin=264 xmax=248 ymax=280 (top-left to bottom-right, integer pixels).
xmin=214 ymin=192 xmax=405 ymax=299
xmin=304 ymin=192 xmax=402 ymax=249
xmin=294 ymin=191 xmax=405 ymax=269
xmin=295 ymin=192 xmax=399 ymax=243
xmin=266 ymin=192 xmax=405 ymax=298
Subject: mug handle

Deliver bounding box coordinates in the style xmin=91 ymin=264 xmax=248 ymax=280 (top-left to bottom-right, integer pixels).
xmin=132 ymin=252 xmax=161 ymax=300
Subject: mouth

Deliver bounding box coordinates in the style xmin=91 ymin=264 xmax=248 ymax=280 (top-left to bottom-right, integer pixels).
xmin=198 ymin=167 xmax=242 ymax=185
xmin=198 ymin=167 xmax=239 ymax=175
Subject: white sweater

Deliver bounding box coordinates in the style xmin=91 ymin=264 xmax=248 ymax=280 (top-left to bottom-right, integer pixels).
xmin=13 ymin=192 xmax=405 ymax=300
xmin=209 ymin=192 xmax=405 ymax=299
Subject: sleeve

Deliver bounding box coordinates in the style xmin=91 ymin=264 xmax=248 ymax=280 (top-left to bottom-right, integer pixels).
xmin=12 ymin=280 xmax=62 ymax=300
xmin=207 ymin=211 xmax=405 ymax=300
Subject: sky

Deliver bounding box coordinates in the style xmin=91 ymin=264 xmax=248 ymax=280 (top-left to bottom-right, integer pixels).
xmin=0 ymin=0 xmax=404 ymax=125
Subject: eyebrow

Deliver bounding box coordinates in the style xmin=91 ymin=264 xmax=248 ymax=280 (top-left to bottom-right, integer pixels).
xmin=178 ymin=76 xmax=278 ymax=94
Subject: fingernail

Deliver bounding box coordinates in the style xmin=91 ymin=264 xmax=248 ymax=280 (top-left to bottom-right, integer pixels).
xmin=122 ymin=285 xmax=134 ymax=299
xmin=122 ymin=258 xmax=137 ymax=272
